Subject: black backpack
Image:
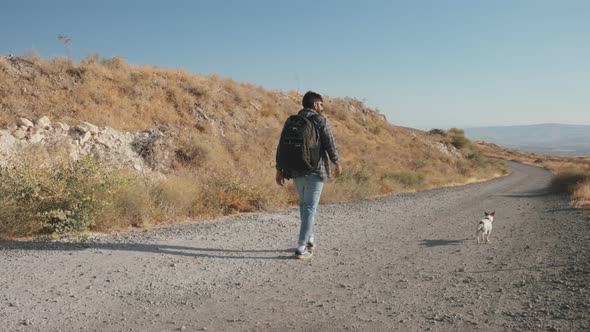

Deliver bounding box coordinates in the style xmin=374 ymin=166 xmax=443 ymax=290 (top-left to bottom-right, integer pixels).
xmin=276 ymin=112 xmax=321 ymax=172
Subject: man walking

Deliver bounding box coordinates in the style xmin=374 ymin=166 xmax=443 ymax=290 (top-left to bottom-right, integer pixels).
xmin=275 ymin=91 xmax=342 ymax=259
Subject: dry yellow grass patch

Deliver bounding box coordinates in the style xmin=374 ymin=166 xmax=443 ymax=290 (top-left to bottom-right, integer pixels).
xmin=572 ymin=179 xmax=590 ymax=208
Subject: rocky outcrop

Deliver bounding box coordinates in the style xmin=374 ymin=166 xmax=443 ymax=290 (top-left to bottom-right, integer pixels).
xmin=0 ymin=116 xmax=173 ymax=174
xmin=406 ymin=130 xmax=463 ymax=159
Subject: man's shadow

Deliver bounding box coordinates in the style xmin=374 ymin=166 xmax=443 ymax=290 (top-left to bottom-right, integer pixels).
xmin=0 ymin=241 xmax=295 ymax=260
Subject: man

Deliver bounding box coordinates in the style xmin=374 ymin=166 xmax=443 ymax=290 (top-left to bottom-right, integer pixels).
xmin=275 ymin=91 xmax=342 ymax=259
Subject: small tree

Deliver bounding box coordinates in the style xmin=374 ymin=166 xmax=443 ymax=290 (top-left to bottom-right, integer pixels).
xmin=57 ymin=34 xmax=72 ymax=59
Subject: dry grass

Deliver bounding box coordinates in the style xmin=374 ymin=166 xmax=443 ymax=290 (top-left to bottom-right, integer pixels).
xmin=572 ymin=179 xmax=590 ymax=208
xmin=548 ymin=170 xmax=590 ymax=194
xmin=0 ymin=54 xmax=507 ymax=238
xmin=476 ymin=141 xmax=590 ymax=208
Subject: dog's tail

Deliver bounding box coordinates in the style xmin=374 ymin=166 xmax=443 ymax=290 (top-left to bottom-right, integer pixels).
xmin=477 ymin=221 xmax=485 ymax=231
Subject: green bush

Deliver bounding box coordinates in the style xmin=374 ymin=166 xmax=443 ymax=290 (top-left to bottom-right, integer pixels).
xmin=0 ymin=155 xmax=132 ymax=237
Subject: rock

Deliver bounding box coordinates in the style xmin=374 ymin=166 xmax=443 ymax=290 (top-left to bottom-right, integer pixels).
xmin=0 ymin=117 xmax=166 ymax=176
xmin=52 ymin=122 xmax=70 ymax=132
xmin=0 ymin=130 xmax=17 ymax=144
xmin=29 ymin=133 xmax=45 ymax=143
xmin=13 ymin=129 xmax=27 ymax=140
xmin=34 ymin=116 xmax=51 ymax=129
xmin=19 ymin=118 xmax=34 ymax=128
xmin=80 ymin=121 xmax=100 ymax=135
xmin=79 ymin=131 xmax=92 ymax=146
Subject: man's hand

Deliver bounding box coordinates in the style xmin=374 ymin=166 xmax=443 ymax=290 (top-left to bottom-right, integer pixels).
xmin=275 ymin=169 xmax=285 ymax=186
xmin=334 ymin=163 xmax=343 ymax=177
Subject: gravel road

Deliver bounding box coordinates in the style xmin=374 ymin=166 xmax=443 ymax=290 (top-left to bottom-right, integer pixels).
xmin=1 ymin=161 xmax=589 ymax=332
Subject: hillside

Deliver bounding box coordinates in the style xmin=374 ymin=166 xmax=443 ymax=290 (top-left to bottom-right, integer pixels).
xmin=465 ymin=123 xmax=590 ymax=156
xmin=0 ymin=54 xmax=507 ymax=238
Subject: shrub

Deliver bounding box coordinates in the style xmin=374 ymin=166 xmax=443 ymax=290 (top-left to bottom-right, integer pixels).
xmin=572 ymin=178 xmax=590 ymax=207
xmin=322 ymin=166 xmax=377 ymax=202
xmin=174 ymin=137 xmax=210 ymax=168
xmin=203 ymin=177 xmax=268 ymax=215
xmin=549 ymin=170 xmax=590 ymax=194
xmin=153 ymin=173 xmax=202 ymax=220
xmin=466 ymin=151 xmax=486 ymax=168
xmin=429 ymin=128 xmax=447 ymax=136
xmin=448 ymin=128 xmax=472 ymax=150
xmin=93 ymin=178 xmax=154 ymax=231
xmin=0 ymin=151 xmax=131 ymax=238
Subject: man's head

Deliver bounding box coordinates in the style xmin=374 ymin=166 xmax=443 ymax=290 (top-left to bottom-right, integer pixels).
xmin=302 ymin=91 xmax=324 ymax=113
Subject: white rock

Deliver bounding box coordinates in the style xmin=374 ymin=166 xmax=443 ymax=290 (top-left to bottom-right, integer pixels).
xmin=79 ymin=131 xmax=92 ymax=146
xmin=19 ymin=118 xmax=34 ymax=128
xmin=34 ymin=116 xmax=51 ymax=129
xmin=29 ymin=133 xmax=45 ymax=143
xmin=80 ymin=121 xmax=100 ymax=135
xmin=0 ymin=131 xmax=18 ymax=153
xmin=33 ymin=126 xmax=47 ymax=134
xmin=74 ymin=125 xmax=88 ymax=134
xmin=52 ymin=122 xmax=70 ymax=132
xmin=0 ymin=130 xmax=15 ymax=139
xmin=13 ymin=129 xmax=27 ymax=140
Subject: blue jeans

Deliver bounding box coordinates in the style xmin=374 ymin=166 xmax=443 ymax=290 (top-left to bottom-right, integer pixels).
xmin=293 ymin=175 xmax=324 ymax=247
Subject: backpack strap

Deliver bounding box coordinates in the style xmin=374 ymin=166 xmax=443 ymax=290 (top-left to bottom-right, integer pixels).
xmin=298 ymin=109 xmax=321 ymax=128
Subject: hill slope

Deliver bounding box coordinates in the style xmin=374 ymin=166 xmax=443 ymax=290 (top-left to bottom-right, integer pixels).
xmin=0 ymin=54 xmax=506 ymax=237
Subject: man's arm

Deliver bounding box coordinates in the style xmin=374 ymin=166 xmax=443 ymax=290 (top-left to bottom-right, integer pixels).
xmin=318 ymin=117 xmax=342 ymax=176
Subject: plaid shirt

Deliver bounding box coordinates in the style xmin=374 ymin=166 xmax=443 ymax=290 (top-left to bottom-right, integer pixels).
xmin=276 ymin=108 xmax=339 ymax=180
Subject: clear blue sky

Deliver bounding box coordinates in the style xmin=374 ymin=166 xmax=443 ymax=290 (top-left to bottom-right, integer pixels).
xmin=1 ymin=0 xmax=589 ymax=129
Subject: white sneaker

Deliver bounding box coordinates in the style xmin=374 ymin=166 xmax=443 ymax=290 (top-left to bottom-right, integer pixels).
xmin=294 ymin=248 xmax=313 ymax=259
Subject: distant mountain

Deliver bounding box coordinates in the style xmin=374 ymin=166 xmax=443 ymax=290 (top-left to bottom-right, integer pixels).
xmin=464 ymin=124 xmax=590 ymax=156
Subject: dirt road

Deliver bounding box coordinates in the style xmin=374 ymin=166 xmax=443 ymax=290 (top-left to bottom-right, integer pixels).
xmin=1 ymin=161 xmax=589 ymax=331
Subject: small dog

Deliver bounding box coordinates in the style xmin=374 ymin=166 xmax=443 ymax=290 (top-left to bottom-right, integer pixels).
xmin=476 ymin=211 xmax=495 ymax=244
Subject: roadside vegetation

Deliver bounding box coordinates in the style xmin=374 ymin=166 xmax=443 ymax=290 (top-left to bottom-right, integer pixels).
xmin=0 ymin=53 xmax=507 ymax=239
xmin=475 ymin=141 xmax=590 ymax=208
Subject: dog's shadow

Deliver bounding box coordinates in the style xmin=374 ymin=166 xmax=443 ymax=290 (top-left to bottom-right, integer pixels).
xmin=419 ymin=239 xmax=464 ymax=247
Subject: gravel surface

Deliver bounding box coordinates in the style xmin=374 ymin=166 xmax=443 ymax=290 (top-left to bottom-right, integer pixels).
xmin=1 ymin=161 xmax=589 ymax=332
